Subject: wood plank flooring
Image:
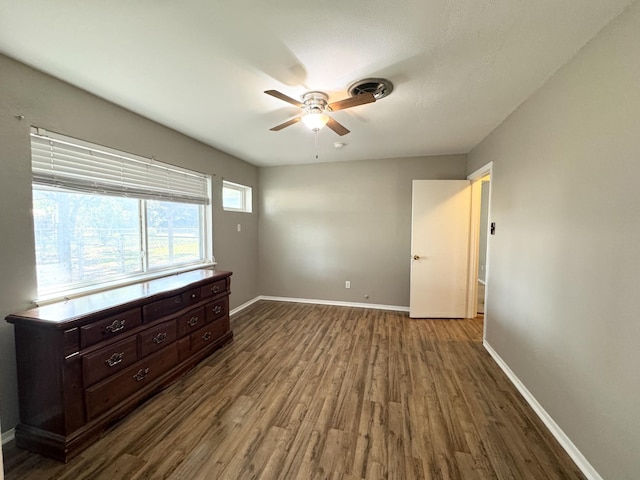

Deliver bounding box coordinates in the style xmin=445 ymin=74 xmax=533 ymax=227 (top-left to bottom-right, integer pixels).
xmin=3 ymin=301 xmax=585 ymax=479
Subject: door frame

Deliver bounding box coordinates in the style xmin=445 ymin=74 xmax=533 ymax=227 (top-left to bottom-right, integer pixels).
xmin=466 ymin=162 xmax=493 ymax=331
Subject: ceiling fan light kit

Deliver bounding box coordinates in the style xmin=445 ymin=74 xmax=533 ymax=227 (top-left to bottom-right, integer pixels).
xmin=265 ymin=78 xmax=392 ymax=136
xmin=301 ymin=113 xmax=329 ymax=131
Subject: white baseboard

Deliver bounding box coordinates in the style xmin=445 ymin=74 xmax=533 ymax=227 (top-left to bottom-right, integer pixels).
xmin=229 ymin=296 xmax=262 ymax=316
xmin=1 ymin=428 xmax=15 ymax=445
xmin=483 ymin=341 xmax=602 ymax=480
xmin=257 ymin=295 xmax=409 ymax=312
xmin=231 ymin=295 xmax=410 ymax=317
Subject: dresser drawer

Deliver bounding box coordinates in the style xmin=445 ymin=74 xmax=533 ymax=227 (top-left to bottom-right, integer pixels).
xmin=85 ymin=345 xmax=178 ymax=421
xmin=143 ymin=287 xmax=201 ymax=322
xmin=80 ymin=309 xmax=142 ymax=348
xmin=177 ymin=336 xmax=191 ymax=362
xmin=176 ymin=306 xmax=205 ymax=338
xmin=201 ymin=279 xmax=227 ymax=299
xmin=82 ymin=336 xmax=139 ymax=387
xmin=138 ymin=320 xmax=176 ymax=358
xmin=205 ymin=297 xmax=228 ymax=323
xmin=190 ymin=317 xmax=229 ymax=353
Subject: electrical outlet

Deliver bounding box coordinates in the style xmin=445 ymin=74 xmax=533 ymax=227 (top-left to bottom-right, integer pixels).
xmin=237 ymin=223 xmax=241 ymax=232
xmin=345 ymin=281 xmax=351 ymax=289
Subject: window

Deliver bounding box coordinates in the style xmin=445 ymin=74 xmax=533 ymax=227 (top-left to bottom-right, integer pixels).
xmin=30 ymin=128 xmax=213 ymax=300
xmin=222 ymin=180 xmax=252 ymax=213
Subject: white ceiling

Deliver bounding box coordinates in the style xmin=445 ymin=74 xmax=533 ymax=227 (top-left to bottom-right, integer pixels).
xmin=0 ymin=0 xmax=633 ymax=167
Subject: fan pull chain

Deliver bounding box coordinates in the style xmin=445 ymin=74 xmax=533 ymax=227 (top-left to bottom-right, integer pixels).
xmin=315 ymin=129 xmax=319 ymax=160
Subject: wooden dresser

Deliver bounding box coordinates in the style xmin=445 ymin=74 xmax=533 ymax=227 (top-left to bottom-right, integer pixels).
xmin=5 ymin=268 xmax=232 ymax=462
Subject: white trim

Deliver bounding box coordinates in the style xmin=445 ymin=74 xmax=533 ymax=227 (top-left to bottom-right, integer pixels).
xmin=222 ymin=180 xmax=253 ymax=213
xmin=467 ymin=161 xmax=493 ymax=342
xmin=229 ymin=296 xmax=262 ymax=316
xmin=478 ymin=279 xmax=486 ymax=285
xmin=36 ymin=263 xmax=216 ymax=306
xmin=483 ymin=341 xmax=603 ymax=480
xmin=467 ymin=161 xmax=494 ymax=181
xmin=258 ymin=296 xmax=410 ymax=312
xmin=1 ymin=428 xmax=15 ymax=445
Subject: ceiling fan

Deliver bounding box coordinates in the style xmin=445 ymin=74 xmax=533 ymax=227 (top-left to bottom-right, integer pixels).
xmin=264 ymin=89 xmax=376 ymax=136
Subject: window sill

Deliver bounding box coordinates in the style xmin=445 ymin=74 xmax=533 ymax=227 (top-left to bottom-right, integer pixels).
xmin=34 ymin=262 xmax=217 ymax=306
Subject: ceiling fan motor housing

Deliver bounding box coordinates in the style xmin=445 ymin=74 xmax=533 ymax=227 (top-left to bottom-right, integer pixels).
xmin=302 ymin=91 xmax=329 ymax=113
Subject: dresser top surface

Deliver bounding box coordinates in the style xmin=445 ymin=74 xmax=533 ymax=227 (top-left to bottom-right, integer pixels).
xmin=6 ymin=269 xmax=231 ymax=327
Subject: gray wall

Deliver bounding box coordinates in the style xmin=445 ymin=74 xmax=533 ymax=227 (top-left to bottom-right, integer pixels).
xmin=0 ymin=54 xmax=259 ymax=432
xmin=259 ymin=156 xmax=467 ymax=307
xmin=467 ymin=2 xmax=640 ymax=479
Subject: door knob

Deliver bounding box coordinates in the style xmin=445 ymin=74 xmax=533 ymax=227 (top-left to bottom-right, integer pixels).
xmin=413 ymin=255 xmax=420 ymax=260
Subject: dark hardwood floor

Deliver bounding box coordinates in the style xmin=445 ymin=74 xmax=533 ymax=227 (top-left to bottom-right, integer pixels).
xmin=3 ymin=301 xmax=585 ymax=479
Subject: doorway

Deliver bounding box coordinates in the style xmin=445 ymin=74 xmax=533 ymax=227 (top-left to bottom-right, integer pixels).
xmin=476 ymin=177 xmax=490 ymax=314
xmin=408 ymin=164 xmax=493 ymax=322
xmin=467 ymin=163 xmax=493 ymax=331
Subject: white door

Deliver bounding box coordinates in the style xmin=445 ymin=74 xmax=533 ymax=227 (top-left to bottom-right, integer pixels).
xmin=410 ymin=180 xmax=471 ymax=318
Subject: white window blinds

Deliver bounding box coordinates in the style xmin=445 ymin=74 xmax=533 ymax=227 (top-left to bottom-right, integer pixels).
xmin=30 ymin=128 xmax=210 ymax=205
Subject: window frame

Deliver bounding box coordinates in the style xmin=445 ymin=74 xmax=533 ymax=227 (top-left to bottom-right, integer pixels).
xmin=222 ymin=180 xmax=253 ymax=213
xmin=30 ymin=128 xmax=214 ymax=303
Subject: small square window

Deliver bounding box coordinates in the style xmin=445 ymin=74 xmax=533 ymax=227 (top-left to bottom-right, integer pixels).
xmin=223 ymin=181 xmax=252 ymax=213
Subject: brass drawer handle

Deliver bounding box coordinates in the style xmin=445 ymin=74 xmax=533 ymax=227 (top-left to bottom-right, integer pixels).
xmin=174 ymin=296 xmax=183 ymax=304
xmin=211 ymin=285 xmax=221 ymax=294
xmin=202 ymin=332 xmax=212 ymax=341
xmin=191 ymin=293 xmax=198 ymax=299
xmin=188 ymin=316 xmax=199 ymax=327
xmin=105 ymin=352 xmax=124 ymax=367
xmin=105 ymin=319 xmax=125 ymax=333
xmin=213 ymin=305 xmax=222 ymax=315
xmin=133 ymin=368 xmax=149 ymax=382
xmin=152 ymin=332 xmax=167 ymax=344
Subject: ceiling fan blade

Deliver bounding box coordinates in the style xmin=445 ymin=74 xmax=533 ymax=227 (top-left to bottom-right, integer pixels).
xmin=328 ymin=92 xmax=376 ymax=112
xmin=270 ymin=116 xmax=302 ymax=131
xmin=264 ymin=90 xmax=304 ymax=108
xmin=326 ymin=117 xmax=350 ymax=136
